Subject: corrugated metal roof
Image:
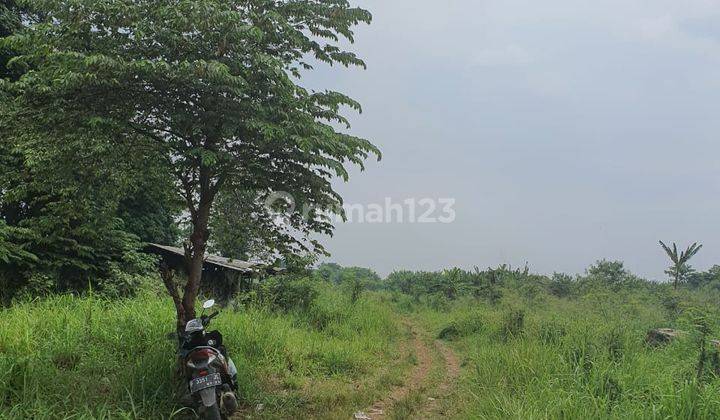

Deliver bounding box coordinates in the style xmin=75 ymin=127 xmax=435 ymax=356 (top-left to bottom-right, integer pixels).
xmin=147 ymin=243 xmax=256 ymax=273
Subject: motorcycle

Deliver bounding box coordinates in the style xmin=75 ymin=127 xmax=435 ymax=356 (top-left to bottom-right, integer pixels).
xmin=179 ymin=299 xmax=239 ymax=420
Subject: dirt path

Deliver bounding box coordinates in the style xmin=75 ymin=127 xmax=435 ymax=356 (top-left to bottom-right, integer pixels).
xmin=422 ymin=339 xmax=461 ymax=417
xmin=354 ymin=319 xmax=460 ymax=419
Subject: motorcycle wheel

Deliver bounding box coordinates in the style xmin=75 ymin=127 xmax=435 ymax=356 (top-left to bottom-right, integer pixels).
xmin=201 ymin=403 xmax=222 ymax=420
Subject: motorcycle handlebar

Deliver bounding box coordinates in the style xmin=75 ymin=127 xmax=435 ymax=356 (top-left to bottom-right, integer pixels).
xmin=202 ymin=311 xmax=220 ymax=326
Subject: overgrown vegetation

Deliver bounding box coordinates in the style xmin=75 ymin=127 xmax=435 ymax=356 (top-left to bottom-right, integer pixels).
xmin=0 ymin=1 xmax=181 ymax=303
xmin=386 ymin=259 xmax=720 ymax=308
xmin=0 ymin=280 xmax=401 ymax=419
xmin=2 ymin=2 xmax=719 ymax=418
xmin=389 ymin=260 xmax=720 ymax=418
xmin=5 ymin=254 xmax=720 ymax=418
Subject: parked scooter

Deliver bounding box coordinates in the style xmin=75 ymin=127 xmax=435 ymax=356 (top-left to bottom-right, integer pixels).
xmin=179 ymin=299 xmax=239 ymax=420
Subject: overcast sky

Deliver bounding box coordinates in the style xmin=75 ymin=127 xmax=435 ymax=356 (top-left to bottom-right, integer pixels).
xmin=302 ymin=0 xmax=720 ymax=280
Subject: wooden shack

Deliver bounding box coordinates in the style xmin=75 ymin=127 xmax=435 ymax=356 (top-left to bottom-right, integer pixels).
xmin=146 ymin=243 xmax=278 ymax=303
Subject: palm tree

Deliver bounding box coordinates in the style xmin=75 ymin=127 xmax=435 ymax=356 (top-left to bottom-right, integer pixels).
xmin=659 ymin=241 xmax=703 ymax=289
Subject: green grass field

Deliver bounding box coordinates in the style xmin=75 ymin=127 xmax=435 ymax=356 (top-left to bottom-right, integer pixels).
xmin=3 ymin=277 xmax=720 ymax=419
xmin=404 ymin=288 xmax=720 ymax=419
xmin=0 ymin=287 xmax=403 ymax=419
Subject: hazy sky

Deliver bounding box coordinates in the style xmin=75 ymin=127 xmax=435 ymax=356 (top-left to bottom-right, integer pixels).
xmin=302 ymin=0 xmax=720 ymax=280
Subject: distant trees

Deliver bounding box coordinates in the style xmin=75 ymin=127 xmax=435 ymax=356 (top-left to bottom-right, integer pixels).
xmin=383 ymin=259 xmax=684 ymax=304
xmin=315 ymin=263 xmax=344 ymax=284
xmin=431 ymin=268 xmax=466 ymax=300
xmin=687 ymin=265 xmax=720 ymax=289
xmin=584 ymin=259 xmax=643 ymax=290
xmin=660 ymin=241 xmax=703 ymax=290
xmin=548 ymin=273 xmax=574 ymax=298
xmin=314 ymin=263 xmax=381 ymax=303
xmin=586 ymin=260 xmax=627 ymax=285
xmin=341 ymin=267 xmax=382 ymax=290
xmin=382 ymin=253 xmax=720 ymax=306
xmin=386 ymin=266 xmax=516 ymax=304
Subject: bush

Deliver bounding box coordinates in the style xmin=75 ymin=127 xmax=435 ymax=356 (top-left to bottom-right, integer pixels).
xmin=0 ymin=221 xmax=156 ymax=303
xmin=500 ymin=308 xmax=525 ymax=341
xmin=438 ymin=311 xmax=487 ymax=341
xmin=256 ymin=276 xmax=319 ymax=312
xmin=548 ymin=273 xmax=575 ymax=298
xmin=346 ymin=276 xmax=365 ymax=304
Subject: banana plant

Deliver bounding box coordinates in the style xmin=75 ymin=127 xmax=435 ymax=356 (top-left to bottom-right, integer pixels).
xmin=659 ymin=241 xmax=703 ymax=289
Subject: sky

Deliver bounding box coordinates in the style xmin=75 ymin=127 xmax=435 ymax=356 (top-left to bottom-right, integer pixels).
xmin=302 ymin=0 xmax=720 ymax=280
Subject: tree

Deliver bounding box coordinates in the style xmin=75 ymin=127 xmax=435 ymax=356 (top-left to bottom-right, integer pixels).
xmin=315 ymin=262 xmax=343 ymax=284
xmin=117 ymin=169 xmax=183 ymax=246
xmin=3 ymin=0 xmax=379 ymax=331
xmin=208 ymin=189 xmax=292 ymax=262
xmin=687 ymin=265 xmax=720 ymax=289
xmin=0 ymin=0 xmax=22 ymax=80
xmin=431 ymin=268 xmax=466 ymax=300
xmin=546 ymin=272 xmax=573 ymax=298
xmin=0 ymin=126 xmax=162 ymax=301
xmin=2 ymin=2 xmax=181 ymax=302
xmin=586 ymin=260 xmax=630 ymax=287
xmin=0 ymin=220 xmax=38 ymax=302
xmin=659 ymin=241 xmax=703 ymax=290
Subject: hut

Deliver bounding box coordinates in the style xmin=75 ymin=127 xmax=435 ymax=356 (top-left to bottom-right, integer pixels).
xmin=146 ymin=243 xmax=279 ymax=303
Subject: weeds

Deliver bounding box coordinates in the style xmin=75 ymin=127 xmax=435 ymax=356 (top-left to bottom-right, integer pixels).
xmin=399 ymin=284 xmax=720 ymax=418
xmin=0 ymin=288 xmax=399 ymax=419
xmin=500 ymin=309 xmax=525 ymax=341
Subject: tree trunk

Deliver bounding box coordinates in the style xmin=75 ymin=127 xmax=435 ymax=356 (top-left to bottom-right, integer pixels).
xmin=175 ymin=145 xmax=220 ymax=330
xmin=180 ymin=200 xmax=212 ymax=327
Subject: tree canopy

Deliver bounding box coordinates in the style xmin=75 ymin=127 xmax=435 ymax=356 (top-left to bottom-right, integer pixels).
xmin=1 ymin=0 xmax=378 ymax=325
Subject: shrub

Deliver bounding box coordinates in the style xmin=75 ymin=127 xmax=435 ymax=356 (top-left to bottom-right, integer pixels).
xmin=520 ymin=281 xmax=544 ymax=303
xmin=346 ymin=276 xmax=364 ymax=304
xmin=256 ymin=276 xmax=319 ymax=313
xmin=426 ymin=293 xmax=450 ymax=311
xmin=659 ymin=290 xmax=682 ymax=319
xmin=487 ymin=287 xmax=503 ymax=305
xmin=548 ymin=273 xmax=574 ymax=298
xmin=438 ymin=311 xmax=487 ymax=341
xmin=438 ymin=324 xmax=461 ymax=340
xmin=500 ymin=309 xmax=525 ymax=341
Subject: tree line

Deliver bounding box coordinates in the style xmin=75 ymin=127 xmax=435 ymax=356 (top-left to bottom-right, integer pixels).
xmin=383 ymin=257 xmax=719 ymax=305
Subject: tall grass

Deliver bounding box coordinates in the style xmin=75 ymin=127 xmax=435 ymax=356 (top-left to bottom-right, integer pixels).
xmin=406 ymin=288 xmax=720 ymax=418
xmin=0 ymin=287 xmax=400 ymax=419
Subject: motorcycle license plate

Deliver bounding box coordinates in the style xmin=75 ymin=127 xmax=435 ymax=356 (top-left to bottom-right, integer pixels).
xmin=190 ymin=373 xmax=222 ymax=393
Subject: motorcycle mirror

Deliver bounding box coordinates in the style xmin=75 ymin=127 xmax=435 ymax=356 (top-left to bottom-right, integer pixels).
xmin=202 ymin=299 xmax=215 ymax=309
